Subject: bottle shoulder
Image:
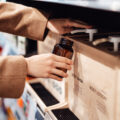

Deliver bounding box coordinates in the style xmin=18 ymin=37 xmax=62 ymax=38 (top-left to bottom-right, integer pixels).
xmin=55 ymin=43 xmax=72 ymax=49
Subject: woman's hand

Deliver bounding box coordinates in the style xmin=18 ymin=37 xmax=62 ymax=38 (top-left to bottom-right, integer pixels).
xmin=47 ymin=18 xmax=92 ymax=34
xmin=25 ymin=53 xmax=73 ymax=81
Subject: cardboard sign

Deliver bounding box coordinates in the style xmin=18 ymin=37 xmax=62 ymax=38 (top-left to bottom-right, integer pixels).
xmin=68 ymin=39 xmax=120 ymax=120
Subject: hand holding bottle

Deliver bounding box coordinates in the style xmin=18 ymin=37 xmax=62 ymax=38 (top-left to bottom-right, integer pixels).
xmin=25 ymin=53 xmax=73 ymax=81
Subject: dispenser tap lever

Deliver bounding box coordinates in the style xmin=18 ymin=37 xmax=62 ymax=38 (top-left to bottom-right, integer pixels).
xmin=85 ymin=29 xmax=97 ymax=42
xmin=109 ymin=36 xmax=120 ymax=52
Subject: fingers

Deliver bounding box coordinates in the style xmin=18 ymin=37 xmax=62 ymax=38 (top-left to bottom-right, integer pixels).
xmin=71 ymin=22 xmax=92 ymax=29
xmin=67 ymin=19 xmax=92 ymax=29
xmin=51 ymin=68 xmax=68 ymax=78
xmin=48 ymin=54 xmax=72 ymax=80
xmin=61 ymin=19 xmax=92 ymax=34
xmin=46 ymin=54 xmax=73 ymax=80
xmin=62 ymin=27 xmax=75 ymax=34
xmin=48 ymin=74 xmax=62 ymax=81
xmin=53 ymin=54 xmax=73 ymax=65
xmin=54 ymin=62 xmax=71 ymax=70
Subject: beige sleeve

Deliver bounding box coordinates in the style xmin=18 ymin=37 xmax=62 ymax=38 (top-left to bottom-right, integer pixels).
xmin=0 ymin=56 xmax=27 ymax=98
xmin=0 ymin=2 xmax=48 ymax=40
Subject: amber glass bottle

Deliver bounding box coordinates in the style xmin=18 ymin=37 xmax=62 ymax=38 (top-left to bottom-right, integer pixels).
xmin=52 ymin=38 xmax=74 ymax=78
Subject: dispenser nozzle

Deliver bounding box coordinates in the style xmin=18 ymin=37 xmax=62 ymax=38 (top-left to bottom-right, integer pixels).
xmin=85 ymin=29 xmax=97 ymax=42
xmin=109 ymin=36 xmax=120 ymax=52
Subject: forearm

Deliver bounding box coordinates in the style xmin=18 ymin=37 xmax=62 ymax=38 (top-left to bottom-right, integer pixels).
xmin=0 ymin=56 xmax=27 ymax=98
xmin=0 ymin=2 xmax=48 ymax=40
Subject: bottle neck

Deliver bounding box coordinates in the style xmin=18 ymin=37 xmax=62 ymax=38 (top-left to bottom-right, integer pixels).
xmin=60 ymin=38 xmax=73 ymax=47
